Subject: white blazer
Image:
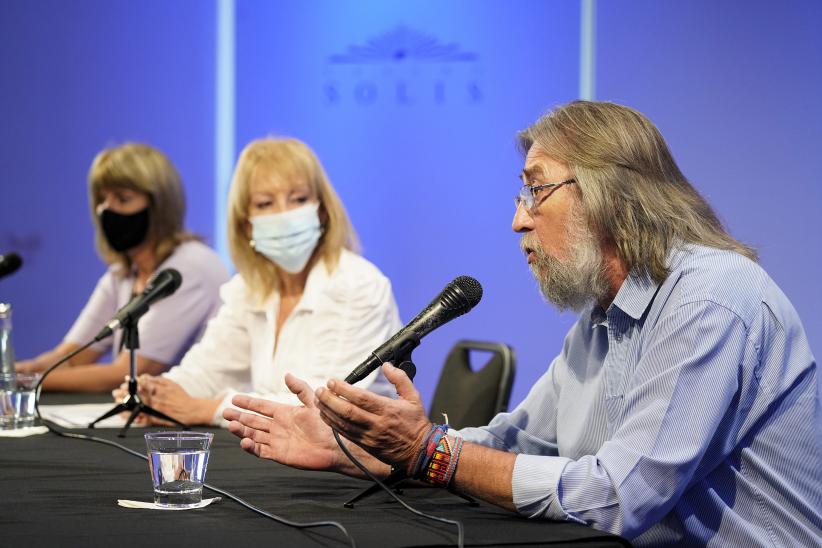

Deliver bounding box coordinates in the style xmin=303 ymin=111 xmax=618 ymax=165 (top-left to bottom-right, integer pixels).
xmin=164 ymin=250 xmax=401 ymax=426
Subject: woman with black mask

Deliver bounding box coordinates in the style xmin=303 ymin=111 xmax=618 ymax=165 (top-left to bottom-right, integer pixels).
xmin=16 ymin=143 xmax=230 ymax=392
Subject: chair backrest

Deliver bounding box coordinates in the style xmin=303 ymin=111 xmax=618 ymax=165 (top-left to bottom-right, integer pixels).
xmin=427 ymin=339 xmax=515 ymax=430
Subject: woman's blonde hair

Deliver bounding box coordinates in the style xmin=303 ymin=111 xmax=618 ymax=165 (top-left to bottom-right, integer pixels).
xmin=88 ymin=143 xmax=195 ymax=272
xmin=227 ymin=137 xmax=359 ymax=301
xmin=518 ymin=101 xmax=756 ymax=283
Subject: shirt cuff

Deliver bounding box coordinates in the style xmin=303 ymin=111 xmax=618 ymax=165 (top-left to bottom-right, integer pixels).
xmin=211 ymin=390 xmax=237 ymax=428
xmin=512 ymin=453 xmax=572 ymax=520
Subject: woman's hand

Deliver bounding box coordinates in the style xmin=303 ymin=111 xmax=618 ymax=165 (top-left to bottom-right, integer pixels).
xmin=111 ymin=374 xmax=152 ymax=404
xmin=140 ymin=376 xmax=219 ymax=426
xmin=15 ymin=358 xmax=49 ymax=374
xmin=111 ymin=374 xmax=155 ymax=425
xmin=16 ymin=343 xmax=98 ymax=374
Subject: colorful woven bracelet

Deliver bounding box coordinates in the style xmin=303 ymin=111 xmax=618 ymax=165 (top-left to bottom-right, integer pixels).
xmin=415 ymin=425 xmax=447 ymax=479
xmin=442 ymin=431 xmax=464 ymax=487
xmin=409 ymin=424 xmax=447 ymax=479
xmin=407 ymin=423 xmax=438 ymax=477
xmin=419 ymin=427 xmax=463 ymax=488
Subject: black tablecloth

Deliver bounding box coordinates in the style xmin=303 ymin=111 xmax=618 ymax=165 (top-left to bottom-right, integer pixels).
xmin=0 ymin=393 xmax=631 ymax=548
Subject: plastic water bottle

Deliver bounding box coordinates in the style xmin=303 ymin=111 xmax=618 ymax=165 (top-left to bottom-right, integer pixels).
xmin=0 ymin=303 xmax=17 ymax=390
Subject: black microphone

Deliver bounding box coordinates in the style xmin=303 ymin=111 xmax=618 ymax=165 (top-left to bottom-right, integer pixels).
xmin=345 ymin=275 xmax=483 ymax=385
xmin=0 ymin=252 xmax=22 ymax=279
xmin=94 ymin=268 xmax=183 ymax=341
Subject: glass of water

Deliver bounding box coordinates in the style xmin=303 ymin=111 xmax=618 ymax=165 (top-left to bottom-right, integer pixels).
xmin=144 ymin=431 xmax=213 ymax=508
xmin=0 ymin=386 xmax=14 ymax=429
xmin=14 ymin=373 xmax=41 ymax=428
xmin=0 ymin=372 xmax=41 ymax=429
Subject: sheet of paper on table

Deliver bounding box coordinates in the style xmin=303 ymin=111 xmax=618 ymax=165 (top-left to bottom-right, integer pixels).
xmin=38 ymin=404 xmax=135 ymax=428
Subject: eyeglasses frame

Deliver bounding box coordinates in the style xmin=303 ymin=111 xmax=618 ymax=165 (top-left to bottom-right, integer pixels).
xmin=515 ymin=178 xmax=576 ymax=211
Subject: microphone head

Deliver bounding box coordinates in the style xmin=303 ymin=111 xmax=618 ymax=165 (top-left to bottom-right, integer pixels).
xmin=147 ymin=268 xmax=183 ymax=298
xmin=439 ymin=275 xmax=483 ymax=316
xmin=98 ymin=268 xmax=183 ymax=340
xmin=0 ymin=252 xmax=23 ymax=278
xmin=355 ymin=275 xmax=484 ymax=378
xmin=451 ymin=275 xmax=483 ymax=309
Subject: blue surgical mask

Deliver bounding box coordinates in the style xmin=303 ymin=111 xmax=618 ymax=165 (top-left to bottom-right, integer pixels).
xmin=249 ymin=203 xmax=322 ymax=274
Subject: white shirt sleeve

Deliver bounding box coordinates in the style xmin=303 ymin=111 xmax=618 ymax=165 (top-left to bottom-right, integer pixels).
xmin=163 ymin=276 xmax=253 ymax=407
xmin=284 ymin=261 xmax=401 ymax=395
xmin=211 ymin=255 xmax=401 ymax=427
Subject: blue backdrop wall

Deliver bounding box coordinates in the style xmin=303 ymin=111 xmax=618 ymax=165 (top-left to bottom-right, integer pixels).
xmin=0 ymin=0 xmax=217 ymax=370
xmin=1 ymin=0 xmax=819 ymax=408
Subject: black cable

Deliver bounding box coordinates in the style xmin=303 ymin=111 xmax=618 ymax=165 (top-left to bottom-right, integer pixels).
xmin=333 ymin=430 xmax=464 ymax=548
xmin=31 ymin=343 xmax=356 ymax=548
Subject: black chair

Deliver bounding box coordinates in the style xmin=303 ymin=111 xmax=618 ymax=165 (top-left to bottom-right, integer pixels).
xmin=427 ymin=339 xmax=516 ymax=429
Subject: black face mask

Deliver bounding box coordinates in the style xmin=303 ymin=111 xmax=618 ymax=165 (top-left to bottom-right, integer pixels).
xmin=99 ymin=207 xmax=150 ymax=252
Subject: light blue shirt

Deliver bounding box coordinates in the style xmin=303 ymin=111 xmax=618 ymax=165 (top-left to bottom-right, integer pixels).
xmin=461 ymin=245 xmax=821 ymax=546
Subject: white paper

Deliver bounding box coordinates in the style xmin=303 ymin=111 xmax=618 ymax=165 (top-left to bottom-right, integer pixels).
xmin=0 ymin=425 xmax=49 ymax=437
xmin=117 ymin=497 xmax=221 ymax=510
xmin=38 ymin=403 xmax=134 ymax=429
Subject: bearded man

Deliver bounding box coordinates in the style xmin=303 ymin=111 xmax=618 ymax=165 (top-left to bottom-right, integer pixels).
xmin=223 ymin=101 xmax=821 ymax=547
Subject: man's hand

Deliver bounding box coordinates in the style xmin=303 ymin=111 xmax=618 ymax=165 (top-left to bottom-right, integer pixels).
xmin=315 ymin=363 xmax=432 ymax=473
xmin=224 ymin=373 xmax=388 ymax=478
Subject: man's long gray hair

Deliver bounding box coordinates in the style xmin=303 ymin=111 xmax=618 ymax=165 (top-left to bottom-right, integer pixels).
xmin=518 ymin=101 xmax=756 ymax=284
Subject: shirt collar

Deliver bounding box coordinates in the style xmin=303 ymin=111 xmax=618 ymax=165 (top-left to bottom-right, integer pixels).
xmin=250 ymin=258 xmax=329 ymax=314
xmin=608 ymin=242 xmax=695 ymax=320
xmin=293 ymin=258 xmax=328 ymax=313
xmin=609 ymin=270 xmax=660 ymax=321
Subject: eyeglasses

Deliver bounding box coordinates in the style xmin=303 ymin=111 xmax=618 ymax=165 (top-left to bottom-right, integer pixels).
xmin=514 ymin=178 xmax=576 ymax=210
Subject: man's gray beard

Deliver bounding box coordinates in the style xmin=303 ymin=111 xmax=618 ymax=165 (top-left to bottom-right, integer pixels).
xmin=521 ymin=217 xmax=609 ymax=312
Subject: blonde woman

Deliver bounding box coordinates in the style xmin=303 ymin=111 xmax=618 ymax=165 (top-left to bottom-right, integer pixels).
xmin=117 ymin=137 xmax=400 ymax=426
xmin=17 ymin=143 xmax=229 ymax=391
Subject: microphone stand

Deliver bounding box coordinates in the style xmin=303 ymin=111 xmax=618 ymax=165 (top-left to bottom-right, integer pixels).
xmin=342 ymin=357 xmax=477 ymax=509
xmin=88 ymin=316 xmax=187 ymax=437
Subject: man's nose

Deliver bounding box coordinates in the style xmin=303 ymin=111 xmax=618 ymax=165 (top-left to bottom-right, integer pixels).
xmin=512 ymin=202 xmax=533 ymax=233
